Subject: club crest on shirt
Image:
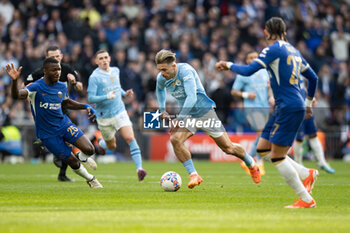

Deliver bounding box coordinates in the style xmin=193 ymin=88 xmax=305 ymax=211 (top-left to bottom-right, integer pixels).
xmin=58 ymin=91 xmax=62 ymax=98
xmin=172 ymin=79 xmax=181 ymax=88
xmin=110 ymin=77 xmax=114 ymax=83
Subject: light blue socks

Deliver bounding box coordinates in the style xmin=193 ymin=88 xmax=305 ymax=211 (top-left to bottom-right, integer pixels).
xmin=183 ymin=159 xmax=197 ymax=174
xmin=243 ymin=152 xmax=255 ymax=168
xmin=128 ymin=140 xmax=142 ymax=170
xmin=99 ymin=139 xmax=107 ymax=150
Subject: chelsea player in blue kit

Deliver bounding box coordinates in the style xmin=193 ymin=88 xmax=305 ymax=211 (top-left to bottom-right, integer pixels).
xmin=155 ymin=49 xmax=261 ymax=189
xmin=6 ymin=58 xmax=102 ymax=188
xmin=87 ymin=50 xmax=146 ymax=181
xmin=216 ymin=17 xmax=319 ymax=208
xmin=293 ymin=77 xmax=335 ymax=173
xmin=232 ymin=51 xmax=273 ymax=176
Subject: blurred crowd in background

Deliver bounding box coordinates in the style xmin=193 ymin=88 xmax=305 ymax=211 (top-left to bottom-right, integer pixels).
xmin=0 ymin=0 xmax=350 ymax=159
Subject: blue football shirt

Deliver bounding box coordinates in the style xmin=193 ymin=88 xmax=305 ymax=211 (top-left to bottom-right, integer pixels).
xmin=26 ymin=79 xmax=71 ymax=139
xmin=255 ymin=40 xmax=310 ymax=111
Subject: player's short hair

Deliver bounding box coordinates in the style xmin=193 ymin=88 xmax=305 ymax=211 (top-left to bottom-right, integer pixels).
xmin=95 ymin=49 xmax=109 ymax=57
xmin=245 ymin=50 xmax=258 ymax=61
xmin=265 ymin=17 xmax=287 ymax=41
xmin=155 ymin=49 xmax=176 ymax=64
xmin=43 ymin=57 xmax=59 ymax=67
xmin=46 ymin=46 xmax=60 ymax=55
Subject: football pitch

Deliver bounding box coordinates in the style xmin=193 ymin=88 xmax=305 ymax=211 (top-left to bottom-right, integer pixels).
xmin=1 ymin=161 xmax=349 ymax=233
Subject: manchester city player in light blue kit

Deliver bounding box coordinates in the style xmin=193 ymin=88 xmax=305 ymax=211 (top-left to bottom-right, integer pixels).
xmin=216 ymin=17 xmax=319 ymax=208
xmin=87 ymin=50 xmax=146 ymax=181
xmin=6 ymin=59 xmax=102 ymax=188
xmin=293 ymin=76 xmax=335 ymax=173
xmin=155 ymin=49 xmax=261 ymax=189
xmin=232 ymin=50 xmax=273 ymax=176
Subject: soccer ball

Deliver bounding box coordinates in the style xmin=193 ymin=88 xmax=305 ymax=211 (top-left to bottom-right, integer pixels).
xmin=160 ymin=171 xmax=182 ymax=191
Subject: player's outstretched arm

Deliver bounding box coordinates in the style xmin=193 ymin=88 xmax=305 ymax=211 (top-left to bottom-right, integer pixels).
xmin=62 ymin=98 xmax=90 ymax=110
xmin=6 ymin=63 xmax=28 ymax=99
xmin=215 ymin=60 xmax=263 ymax=76
xmin=62 ymin=99 xmax=96 ymax=121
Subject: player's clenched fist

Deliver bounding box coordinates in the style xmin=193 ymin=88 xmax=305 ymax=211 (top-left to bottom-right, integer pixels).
xmin=214 ymin=61 xmax=231 ymax=71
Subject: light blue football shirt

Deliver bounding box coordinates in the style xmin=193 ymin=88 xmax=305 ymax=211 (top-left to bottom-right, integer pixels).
xmin=87 ymin=67 xmax=126 ymax=119
xmin=232 ymin=69 xmax=270 ymax=108
xmin=156 ymin=63 xmax=216 ymax=119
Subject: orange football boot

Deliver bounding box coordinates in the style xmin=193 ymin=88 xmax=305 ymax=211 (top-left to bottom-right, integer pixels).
xmin=187 ymin=174 xmax=203 ymax=189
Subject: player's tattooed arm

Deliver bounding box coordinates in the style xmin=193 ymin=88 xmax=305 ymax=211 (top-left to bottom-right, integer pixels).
xmin=6 ymin=63 xmax=28 ymax=99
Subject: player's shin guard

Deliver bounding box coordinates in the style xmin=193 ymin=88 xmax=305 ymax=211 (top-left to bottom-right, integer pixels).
xmin=293 ymin=141 xmax=303 ymax=164
xmin=128 ymin=140 xmax=142 ymax=170
xmin=309 ymin=137 xmax=327 ymax=166
xmin=286 ymin=156 xmax=309 ymax=180
xmin=77 ymin=152 xmax=90 ymax=161
xmin=273 ymin=157 xmax=313 ymax=203
xmin=73 ymin=163 xmax=94 ymax=181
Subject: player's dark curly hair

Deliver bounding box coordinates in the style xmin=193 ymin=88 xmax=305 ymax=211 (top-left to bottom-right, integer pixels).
xmin=265 ymin=17 xmax=287 ymax=41
xmin=43 ymin=57 xmax=59 ymax=67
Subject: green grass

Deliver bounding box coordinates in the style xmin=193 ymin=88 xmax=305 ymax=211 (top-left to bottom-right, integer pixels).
xmin=0 ymin=161 xmax=349 ymax=233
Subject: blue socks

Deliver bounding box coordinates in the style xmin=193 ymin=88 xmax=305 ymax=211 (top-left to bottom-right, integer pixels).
xmin=99 ymin=139 xmax=107 ymax=150
xmin=128 ymin=140 xmax=142 ymax=170
xmin=243 ymin=152 xmax=255 ymax=168
xmin=183 ymin=159 xmax=197 ymax=174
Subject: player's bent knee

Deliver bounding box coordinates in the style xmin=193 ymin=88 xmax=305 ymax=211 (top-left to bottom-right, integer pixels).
xmin=82 ymin=143 xmax=95 ymax=156
xmin=170 ymin=135 xmax=181 ymax=146
xmin=108 ymin=145 xmax=116 ymax=150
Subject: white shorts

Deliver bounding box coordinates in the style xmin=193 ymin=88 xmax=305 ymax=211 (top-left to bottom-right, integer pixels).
xmin=96 ymin=110 xmax=132 ymax=141
xmin=184 ymin=109 xmax=225 ymax=138
xmin=245 ymin=108 xmax=269 ymax=131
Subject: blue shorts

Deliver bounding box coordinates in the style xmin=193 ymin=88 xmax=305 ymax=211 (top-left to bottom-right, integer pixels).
xmin=261 ymin=108 xmax=305 ymax=146
xmin=41 ymin=122 xmax=84 ymax=161
xmin=296 ymin=116 xmax=318 ymax=140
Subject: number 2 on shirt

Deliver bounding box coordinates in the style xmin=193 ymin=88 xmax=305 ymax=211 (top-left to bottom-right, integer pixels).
xmin=287 ymin=55 xmax=302 ymax=85
xmin=67 ymin=125 xmax=79 ymax=136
